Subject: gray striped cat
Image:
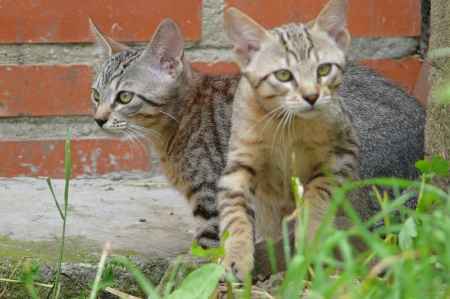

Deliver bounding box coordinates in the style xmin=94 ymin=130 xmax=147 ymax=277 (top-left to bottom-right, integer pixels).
xmin=89 ymin=19 xmax=237 ymax=248
xmin=88 ymin=15 xmax=424 ymax=254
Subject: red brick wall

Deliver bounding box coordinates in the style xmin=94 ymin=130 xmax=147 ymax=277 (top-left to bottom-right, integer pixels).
xmin=0 ymin=0 xmax=424 ymax=178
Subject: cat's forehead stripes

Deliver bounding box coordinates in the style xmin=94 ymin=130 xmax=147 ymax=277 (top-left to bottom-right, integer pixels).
xmin=272 ymin=23 xmax=317 ymax=63
xmin=95 ymin=49 xmax=142 ymax=90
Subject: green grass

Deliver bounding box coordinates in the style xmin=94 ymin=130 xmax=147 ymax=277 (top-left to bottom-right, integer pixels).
xmin=89 ymin=158 xmax=448 ymax=299
xmin=1 ymin=130 xmax=449 ymax=299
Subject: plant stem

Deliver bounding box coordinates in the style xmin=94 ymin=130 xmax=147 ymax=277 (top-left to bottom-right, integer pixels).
xmin=0 ymin=278 xmax=53 ymax=289
xmin=89 ymin=242 xmax=112 ymax=299
xmin=51 ymin=129 xmax=72 ymax=299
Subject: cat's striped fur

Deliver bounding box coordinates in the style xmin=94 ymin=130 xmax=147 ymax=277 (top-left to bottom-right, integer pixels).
xmin=90 ymin=19 xmax=238 ymax=248
xmin=219 ymin=0 xmax=373 ymax=279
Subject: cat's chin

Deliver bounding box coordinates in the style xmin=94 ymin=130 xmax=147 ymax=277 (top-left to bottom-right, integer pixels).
xmin=287 ymin=106 xmax=323 ymax=119
xmin=295 ymin=110 xmax=323 ymax=120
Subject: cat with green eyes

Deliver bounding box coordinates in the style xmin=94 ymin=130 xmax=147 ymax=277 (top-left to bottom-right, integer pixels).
xmin=89 ymin=19 xmax=238 ymax=249
xmin=217 ymin=0 xmax=423 ymax=279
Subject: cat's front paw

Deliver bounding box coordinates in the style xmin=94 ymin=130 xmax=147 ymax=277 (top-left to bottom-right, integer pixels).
xmin=195 ymin=221 xmax=220 ymax=248
xmin=223 ymin=237 xmax=254 ymax=281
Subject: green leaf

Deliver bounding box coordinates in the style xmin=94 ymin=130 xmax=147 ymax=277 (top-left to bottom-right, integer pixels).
xmin=191 ymin=241 xmax=224 ymax=261
xmin=191 ymin=231 xmax=229 ymax=262
xmin=416 ymin=156 xmax=449 ymax=177
xmin=399 ymin=217 xmax=417 ymax=251
xmin=430 ymin=156 xmax=450 ymax=177
xmin=415 ymin=160 xmax=431 ymax=175
xmin=167 ymin=264 xmax=224 ymax=299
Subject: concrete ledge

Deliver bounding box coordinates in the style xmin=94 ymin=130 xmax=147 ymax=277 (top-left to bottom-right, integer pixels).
xmin=0 ymin=37 xmax=418 ymax=65
xmin=0 ymin=175 xmax=194 ymax=258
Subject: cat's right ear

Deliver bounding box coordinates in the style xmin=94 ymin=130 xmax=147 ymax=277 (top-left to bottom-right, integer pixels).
xmin=89 ymin=19 xmax=129 ymax=60
xmin=224 ymin=7 xmax=271 ymax=67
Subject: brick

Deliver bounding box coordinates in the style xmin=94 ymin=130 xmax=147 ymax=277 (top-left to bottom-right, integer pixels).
xmin=413 ymin=61 xmax=431 ymax=106
xmin=361 ymin=57 xmax=422 ymax=95
xmin=192 ymin=62 xmax=240 ymax=75
xmin=0 ymin=0 xmax=201 ymax=43
xmin=0 ymin=65 xmax=93 ymax=117
xmin=226 ymin=0 xmax=421 ymax=37
xmin=0 ymin=138 xmax=150 ymax=178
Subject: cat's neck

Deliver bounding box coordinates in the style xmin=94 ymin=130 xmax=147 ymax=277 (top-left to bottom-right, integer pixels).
xmin=150 ymin=64 xmax=206 ymax=156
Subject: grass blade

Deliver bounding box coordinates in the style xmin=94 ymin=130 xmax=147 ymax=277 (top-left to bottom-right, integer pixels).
xmin=110 ymin=256 xmax=160 ymax=299
xmin=265 ymin=239 xmax=278 ymax=274
xmin=89 ymin=242 xmax=112 ymax=299
xmin=46 ymin=178 xmax=64 ymax=221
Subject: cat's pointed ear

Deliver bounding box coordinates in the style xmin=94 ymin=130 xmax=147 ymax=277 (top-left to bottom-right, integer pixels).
xmin=89 ymin=18 xmax=129 ymax=59
xmin=314 ymin=0 xmax=351 ymax=51
xmin=224 ymin=7 xmax=271 ymax=67
xmin=140 ymin=19 xmax=184 ymax=73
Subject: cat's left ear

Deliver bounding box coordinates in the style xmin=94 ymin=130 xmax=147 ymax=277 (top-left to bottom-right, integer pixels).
xmin=314 ymin=0 xmax=351 ymax=51
xmin=89 ymin=18 xmax=130 ymax=60
xmin=140 ymin=19 xmax=185 ymax=76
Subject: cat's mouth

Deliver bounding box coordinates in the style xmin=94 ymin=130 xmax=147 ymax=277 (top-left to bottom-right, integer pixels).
xmin=285 ymin=103 xmax=317 ymax=114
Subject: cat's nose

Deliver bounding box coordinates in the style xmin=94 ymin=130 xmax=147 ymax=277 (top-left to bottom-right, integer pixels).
xmin=303 ymin=94 xmax=319 ymax=106
xmin=95 ymin=118 xmax=108 ymax=128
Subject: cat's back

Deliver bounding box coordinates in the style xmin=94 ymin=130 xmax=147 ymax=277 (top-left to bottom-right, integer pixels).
xmin=171 ymin=72 xmax=239 ymax=170
xmin=187 ymin=73 xmax=239 ymax=131
xmin=339 ymin=63 xmax=425 ymax=180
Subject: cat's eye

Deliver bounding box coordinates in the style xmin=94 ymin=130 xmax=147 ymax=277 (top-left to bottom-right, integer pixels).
xmin=317 ymin=63 xmax=332 ymax=77
xmin=117 ymin=91 xmax=134 ymax=105
xmin=274 ymin=69 xmax=294 ymax=82
xmin=92 ymin=89 xmax=101 ymax=103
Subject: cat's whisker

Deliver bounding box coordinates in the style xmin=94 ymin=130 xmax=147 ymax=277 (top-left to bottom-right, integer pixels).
xmin=129 ymin=124 xmax=162 ymax=139
xmin=280 ymin=109 xmax=291 ymax=149
xmin=135 ymin=134 xmax=152 ymax=156
xmin=270 ymin=109 xmax=289 ymax=155
xmin=129 ymin=126 xmax=154 ymax=146
xmin=260 ymin=107 xmax=285 ymax=134
xmin=128 ymin=127 xmax=158 ymax=151
xmin=122 ymin=130 xmax=140 ymax=155
xmin=249 ymin=106 xmax=283 ymax=133
xmin=159 ymin=110 xmax=179 ymax=123
xmin=287 ymin=111 xmax=296 ymax=143
xmin=124 ymin=129 xmax=149 ymax=156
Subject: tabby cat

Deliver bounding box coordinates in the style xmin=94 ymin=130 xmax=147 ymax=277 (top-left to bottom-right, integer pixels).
xmin=217 ymin=0 xmax=423 ymax=280
xmin=89 ymin=19 xmax=237 ymax=248
xmin=88 ymin=12 xmax=424 ymax=259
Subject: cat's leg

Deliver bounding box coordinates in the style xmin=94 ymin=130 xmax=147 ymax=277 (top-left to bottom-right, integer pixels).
xmin=301 ymin=172 xmax=335 ymax=240
xmin=301 ymin=141 xmax=360 ymax=241
xmin=187 ymin=182 xmax=221 ymax=248
xmin=217 ymin=148 xmax=260 ymax=281
xmin=301 ymin=171 xmax=369 ymax=254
